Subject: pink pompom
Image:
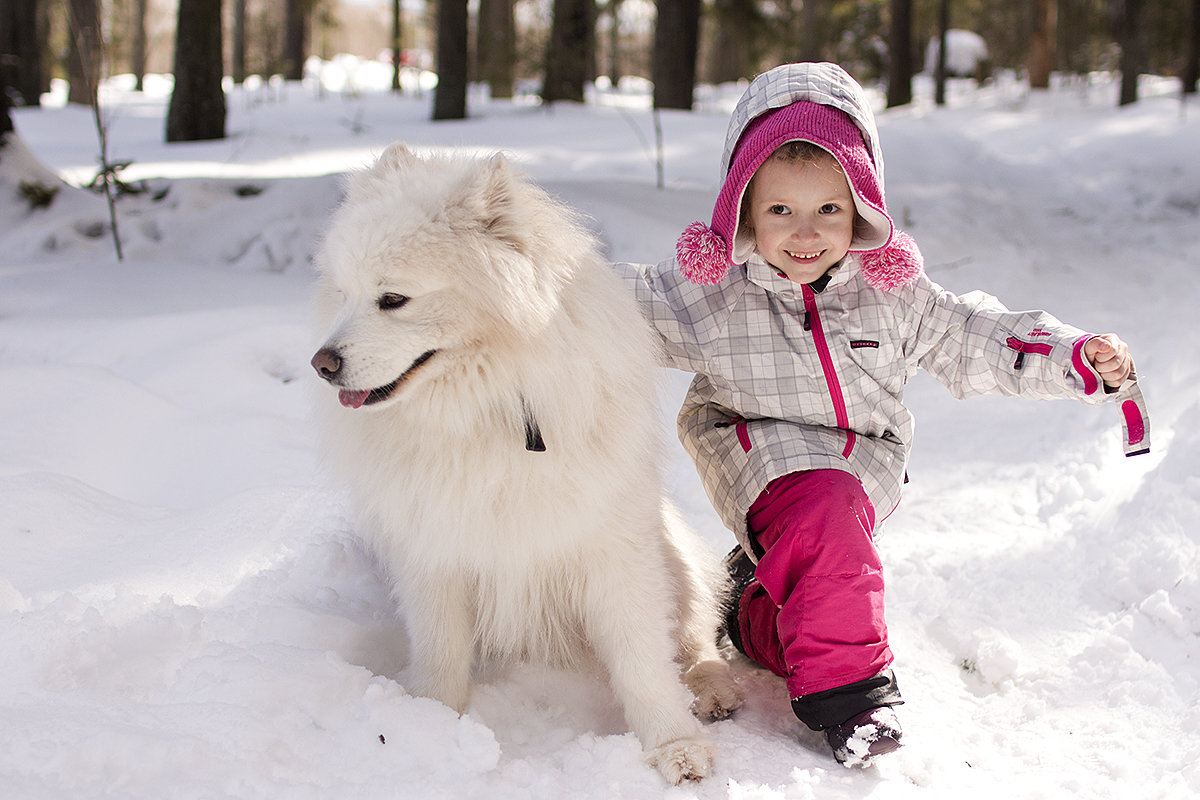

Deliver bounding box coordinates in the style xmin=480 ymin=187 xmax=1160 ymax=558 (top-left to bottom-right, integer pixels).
xmin=676 ymin=222 xmax=731 ymax=285
xmin=858 ymin=230 xmax=924 ymax=292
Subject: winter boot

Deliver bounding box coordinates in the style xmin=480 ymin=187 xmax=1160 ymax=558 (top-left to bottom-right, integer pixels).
xmin=825 ymin=706 xmax=903 ymax=767
xmin=718 ymin=545 xmax=757 ymax=652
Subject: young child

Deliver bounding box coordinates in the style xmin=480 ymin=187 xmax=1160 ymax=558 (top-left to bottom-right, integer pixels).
xmin=617 ymin=62 xmax=1149 ymax=767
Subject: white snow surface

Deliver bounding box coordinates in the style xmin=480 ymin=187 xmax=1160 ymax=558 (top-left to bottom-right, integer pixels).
xmin=2 ymin=68 xmax=1198 ymax=799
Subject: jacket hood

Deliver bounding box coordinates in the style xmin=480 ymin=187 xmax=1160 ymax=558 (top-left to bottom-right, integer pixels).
xmin=675 ymin=63 xmax=923 ymax=292
xmin=720 ymin=63 xmax=886 ymax=188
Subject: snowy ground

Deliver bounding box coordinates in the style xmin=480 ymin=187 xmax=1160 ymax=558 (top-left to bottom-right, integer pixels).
xmin=1 ymin=65 xmax=1197 ymax=799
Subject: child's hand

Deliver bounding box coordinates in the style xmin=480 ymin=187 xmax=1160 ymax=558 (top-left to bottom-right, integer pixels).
xmin=1083 ymin=334 xmax=1134 ymax=389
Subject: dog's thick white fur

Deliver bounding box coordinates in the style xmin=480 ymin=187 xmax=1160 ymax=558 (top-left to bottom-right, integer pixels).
xmin=311 ymin=145 xmax=743 ymax=783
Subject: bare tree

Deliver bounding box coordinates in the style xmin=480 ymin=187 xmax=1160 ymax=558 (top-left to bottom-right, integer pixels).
xmin=544 ymin=0 xmax=594 ymax=103
xmin=934 ymin=0 xmax=949 ymax=105
xmin=1 ymin=0 xmax=45 ymax=107
xmin=1 ymin=50 xmax=12 ymax=137
xmin=232 ymin=0 xmax=248 ymax=84
xmin=66 ymin=0 xmax=101 ymax=106
xmin=707 ymin=0 xmax=763 ymax=84
xmin=433 ymin=0 xmax=469 ymax=120
xmin=794 ymin=0 xmax=823 ymax=63
xmin=391 ymin=0 xmax=403 ymax=92
xmin=166 ymin=0 xmax=226 ymax=142
xmin=132 ymin=0 xmax=148 ymax=91
xmin=604 ymin=0 xmax=624 ymax=84
xmin=652 ymin=0 xmax=701 ymax=109
xmin=284 ymin=0 xmax=311 ymax=81
xmin=477 ymin=0 xmax=514 ymax=99
xmin=1 ymin=79 xmax=11 ymax=137
xmin=1114 ymin=0 xmax=1145 ymax=105
xmin=1184 ymin=0 xmax=1199 ymax=94
xmin=886 ymin=0 xmax=913 ymax=107
xmin=1030 ymin=0 xmax=1057 ymax=89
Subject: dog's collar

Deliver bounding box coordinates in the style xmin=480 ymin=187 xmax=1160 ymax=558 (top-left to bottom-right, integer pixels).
xmin=522 ymin=398 xmax=545 ymax=452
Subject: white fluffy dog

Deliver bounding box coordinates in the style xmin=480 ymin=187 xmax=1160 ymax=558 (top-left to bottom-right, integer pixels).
xmin=310 ymin=145 xmax=743 ymax=783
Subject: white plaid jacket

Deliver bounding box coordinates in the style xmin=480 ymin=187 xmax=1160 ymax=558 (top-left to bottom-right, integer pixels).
xmin=618 ymin=254 xmax=1149 ymax=547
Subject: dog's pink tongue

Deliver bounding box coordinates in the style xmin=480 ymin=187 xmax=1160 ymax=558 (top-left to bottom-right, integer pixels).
xmin=338 ymin=389 xmax=371 ymax=409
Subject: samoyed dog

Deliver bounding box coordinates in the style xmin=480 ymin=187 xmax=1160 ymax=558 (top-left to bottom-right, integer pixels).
xmin=310 ymin=144 xmax=743 ymax=783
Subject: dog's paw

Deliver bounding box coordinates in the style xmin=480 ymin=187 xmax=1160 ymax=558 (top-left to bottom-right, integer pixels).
xmin=407 ymin=669 xmax=473 ymax=715
xmin=684 ymin=659 xmax=746 ymax=721
xmin=646 ymin=736 xmax=715 ymax=784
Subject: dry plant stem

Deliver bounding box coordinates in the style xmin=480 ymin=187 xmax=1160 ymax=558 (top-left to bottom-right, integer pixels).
xmin=90 ymin=97 xmax=124 ymax=262
xmin=68 ymin=6 xmax=123 ymax=261
xmin=653 ymin=107 xmax=664 ymax=190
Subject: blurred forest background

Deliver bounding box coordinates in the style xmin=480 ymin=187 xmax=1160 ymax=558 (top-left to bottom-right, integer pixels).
xmin=2 ymin=0 xmax=1199 ymax=141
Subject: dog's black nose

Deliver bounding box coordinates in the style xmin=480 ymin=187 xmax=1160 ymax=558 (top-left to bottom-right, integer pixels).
xmin=311 ymin=348 xmax=342 ymax=381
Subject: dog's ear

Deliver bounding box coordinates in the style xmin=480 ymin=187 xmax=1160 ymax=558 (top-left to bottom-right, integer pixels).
xmin=376 ymin=143 xmax=418 ymax=173
xmin=342 ymin=144 xmax=418 ymax=202
xmin=473 ymin=153 xmax=528 ymax=253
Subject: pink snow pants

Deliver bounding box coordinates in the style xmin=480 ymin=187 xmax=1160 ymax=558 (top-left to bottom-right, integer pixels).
xmin=735 ymin=469 xmax=893 ymax=699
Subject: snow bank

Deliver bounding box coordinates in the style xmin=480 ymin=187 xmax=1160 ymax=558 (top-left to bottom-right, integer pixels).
xmin=1 ymin=67 xmax=1197 ymax=798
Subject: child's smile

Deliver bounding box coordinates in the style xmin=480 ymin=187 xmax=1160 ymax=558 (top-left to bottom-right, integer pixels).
xmin=746 ymin=153 xmax=856 ymax=284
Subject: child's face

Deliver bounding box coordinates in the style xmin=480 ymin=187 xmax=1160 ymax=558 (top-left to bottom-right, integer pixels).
xmin=746 ymin=152 xmax=856 ymax=284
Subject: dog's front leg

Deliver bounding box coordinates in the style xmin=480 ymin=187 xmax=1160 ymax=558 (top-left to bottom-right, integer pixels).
xmin=581 ymin=570 xmax=715 ymax=784
xmin=399 ymin=570 xmax=476 ymax=714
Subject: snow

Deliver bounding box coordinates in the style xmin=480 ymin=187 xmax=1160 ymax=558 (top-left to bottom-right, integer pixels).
xmin=922 ymin=30 xmax=989 ymax=77
xmin=2 ymin=66 xmax=1198 ymax=799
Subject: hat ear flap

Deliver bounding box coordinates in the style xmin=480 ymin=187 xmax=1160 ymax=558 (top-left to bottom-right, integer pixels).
xmin=858 ymin=230 xmax=924 ymax=292
xmin=676 ymin=222 xmax=731 ymax=284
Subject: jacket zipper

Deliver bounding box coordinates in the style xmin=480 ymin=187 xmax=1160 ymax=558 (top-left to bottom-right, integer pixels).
xmin=1005 ymin=336 xmax=1053 ymax=371
xmin=715 ymin=415 xmax=753 ymax=452
xmin=802 ymin=285 xmax=855 ymax=458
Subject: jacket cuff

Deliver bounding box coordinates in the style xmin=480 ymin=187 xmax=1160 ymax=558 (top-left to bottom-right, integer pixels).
xmin=1072 ymin=335 xmax=1150 ymax=456
xmin=1071 ymin=335 xmax=1102 ymax=396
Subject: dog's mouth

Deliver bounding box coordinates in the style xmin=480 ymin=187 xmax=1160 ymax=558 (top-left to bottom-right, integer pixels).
xmin=338 ymin=350 xmax=438 ymax=409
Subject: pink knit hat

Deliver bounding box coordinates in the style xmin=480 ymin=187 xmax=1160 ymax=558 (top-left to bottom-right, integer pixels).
xmin=676 ymin=98 xmax=923 ymax=290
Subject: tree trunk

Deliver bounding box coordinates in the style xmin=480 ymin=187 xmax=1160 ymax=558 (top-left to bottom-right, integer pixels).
xmin=166 ymin=0 xmax=226 ymax=142
xmin=1115 ymin=0 xmax=1144 ymax=105
xmin=132 ymin=0 xmax=148 ymax=91
xmin=886 ymin=0 xmax=913 ymax=107
xmin=1 ymin=80 xmax=12 ymax=136
xmin=477 ymin=0 xmax=514 ymax=99
xmin=391 ymin=0 xmax=403 ymax=92
xmin=284 ymin=0 xmax=309 ymax=81
xmin=1 ymin=0 xmax=46 ymax=107
xmin=1 ymin=30 xmax=13 ymax=134
xmin=66 ymin=0 xmax=101 ymax=106
xmin=606 ymin=0 xmax=624 ymax=84
xmin=232 ymin=0 xmax=247 ymax=84
xmin=652 ymin=0 xmax=701 ymax=110
xmin=796 ymin=0 xmax=822 ymax=63
xmin=1030 ymin=0 xmax=1057 ymax=89
xmin=707 ymin=0 xmax=761 ymax=84
xmin=543 ymin=0 xmax=593 ymax=103
xmin=935 ymin=0 xmax=949 ymax=104
xmin=433 ymin=0 xmax=469 ymax=120
xmin=1183 ymin=0 xmax=1199 ymax=94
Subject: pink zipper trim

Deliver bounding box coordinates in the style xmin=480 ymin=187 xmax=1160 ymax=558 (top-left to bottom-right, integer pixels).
xmin=728 ymin=416 xmax=753 ymax=453
xmin=1005 ymin=336 xmax=1053 ymax=357
xmin=1071 ymin=336 xmax=1100 ymax=395
xmin=1121 ymin=400 xmax=1145 ymax=446
xmin=802 ymin=286 xmax=855 ymax=458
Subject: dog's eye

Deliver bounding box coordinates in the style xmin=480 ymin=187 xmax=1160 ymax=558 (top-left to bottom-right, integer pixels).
xmin=378 ymin=293 xmax=409 ymax=311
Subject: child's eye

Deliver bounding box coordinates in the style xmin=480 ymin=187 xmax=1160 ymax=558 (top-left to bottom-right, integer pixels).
xmin=819 ymin=203 xmax=841 ymax=214
xmin=769 ymin=204 xmax=790 ymax=216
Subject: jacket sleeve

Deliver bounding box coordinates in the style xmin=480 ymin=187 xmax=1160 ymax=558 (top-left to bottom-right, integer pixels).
xmin=904 ymin=274 xmax=1150 ymax=456
xmin=612 ymin=259 xmax=731 ymax=374
xmin=906 ymin=274 xmax=1103 ymax=403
